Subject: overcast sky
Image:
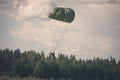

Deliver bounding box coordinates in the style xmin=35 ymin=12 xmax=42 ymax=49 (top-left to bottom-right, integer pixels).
xmin=0 ymin=0 xmax=120 ymax=60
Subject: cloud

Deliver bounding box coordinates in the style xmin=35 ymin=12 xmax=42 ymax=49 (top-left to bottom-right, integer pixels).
xmin=0 ymin=0 xmax=26 ymax=17
xmin=57 ymin=31 xmax=114 ymax=59
xmin=16 ymin=0 xmax=57 ymax=20
xmin=11 ymin=19 xmax=78 ymax=51
xmin=107 ymin=0 xmax=120 ymax=4
xmin=12 ymin=21 xmax=54 ymax=48
xmin=0 ymin=0 xmax=120 ymax=17
xmin=55 ymin=0 xmax=120 ymax=5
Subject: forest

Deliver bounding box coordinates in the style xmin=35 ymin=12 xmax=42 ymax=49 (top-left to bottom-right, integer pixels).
xmin=0 ymin=48 xmax=120 ymax=80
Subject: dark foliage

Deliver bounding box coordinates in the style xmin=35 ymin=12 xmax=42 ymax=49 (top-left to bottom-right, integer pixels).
xmin=0 ymin=48 xmax=120 ymax=80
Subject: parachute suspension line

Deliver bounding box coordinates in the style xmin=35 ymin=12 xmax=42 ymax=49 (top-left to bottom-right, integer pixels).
xmin=53 ymin=27 xmax=69 ymax=52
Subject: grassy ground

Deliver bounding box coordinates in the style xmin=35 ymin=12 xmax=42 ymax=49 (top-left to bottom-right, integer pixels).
xmin=0 ymin=76 xmax=46 ymax=80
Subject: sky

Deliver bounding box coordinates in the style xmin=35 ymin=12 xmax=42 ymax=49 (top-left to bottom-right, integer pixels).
xmin=0 ymin=0 xmax=120 ymax=60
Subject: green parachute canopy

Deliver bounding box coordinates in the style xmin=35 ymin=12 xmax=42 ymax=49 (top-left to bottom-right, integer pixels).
xmin=49 ymin=7 xmax=75 ymax=23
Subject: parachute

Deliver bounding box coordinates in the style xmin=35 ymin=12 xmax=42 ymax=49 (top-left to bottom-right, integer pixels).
xmin=49 ymin=7 xmax=75 ymax=23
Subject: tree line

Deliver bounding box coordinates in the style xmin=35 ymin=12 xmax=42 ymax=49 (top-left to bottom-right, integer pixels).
xmin=0 ymin=48 xmax=120 ymax=80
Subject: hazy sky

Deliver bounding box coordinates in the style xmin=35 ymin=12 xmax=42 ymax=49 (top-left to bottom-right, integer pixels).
xmin=0 ymin=0 xmax=120 ymax=60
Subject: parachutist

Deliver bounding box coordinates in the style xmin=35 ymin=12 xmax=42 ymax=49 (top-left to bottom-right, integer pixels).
xmin=50 ymin=50 xmax=55 ymax=58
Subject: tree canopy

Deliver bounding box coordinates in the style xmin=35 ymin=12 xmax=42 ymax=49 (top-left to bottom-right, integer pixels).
xmin=0 ymin=48 xmax=120 ymax=80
